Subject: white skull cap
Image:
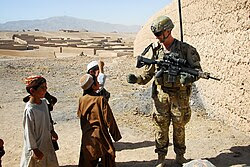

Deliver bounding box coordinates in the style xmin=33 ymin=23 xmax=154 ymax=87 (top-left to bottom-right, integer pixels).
xmin=87 ymin=61 xmax=98 ymax=72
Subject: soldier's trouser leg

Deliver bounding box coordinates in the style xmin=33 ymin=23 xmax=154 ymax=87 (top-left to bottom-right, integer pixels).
xmin=173 ymin=122 xmax=186 ymax=155
xmin=170 ymin=90 xmax=191 ymax=156
xmin=152 ymin=90 xmax=171 ymax=156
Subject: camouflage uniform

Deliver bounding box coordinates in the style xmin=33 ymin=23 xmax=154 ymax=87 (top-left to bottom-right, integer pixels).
xmin=136 ymin=39 xmax=202 ymax=156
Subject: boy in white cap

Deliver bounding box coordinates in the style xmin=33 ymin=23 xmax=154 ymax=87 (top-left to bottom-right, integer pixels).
xmin=86 ymin=60 xmax=110 ymax=101
xmin=78 ymin=74 xmax=121 ymax=167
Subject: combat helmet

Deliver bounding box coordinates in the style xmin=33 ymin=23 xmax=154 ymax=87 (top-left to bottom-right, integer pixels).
xmin=151 ymin=16 xmax=174 ymax=35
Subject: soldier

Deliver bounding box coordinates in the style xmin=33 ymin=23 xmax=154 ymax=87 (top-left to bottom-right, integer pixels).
xmin=127 ymin=15 xmax=202 ymax=166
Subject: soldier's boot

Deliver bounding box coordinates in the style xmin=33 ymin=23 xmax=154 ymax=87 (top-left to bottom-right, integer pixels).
xmin=175 ymin=154 xmax=188 ymax=165
xmin=155 ymin=154 xmax=166 ymax=167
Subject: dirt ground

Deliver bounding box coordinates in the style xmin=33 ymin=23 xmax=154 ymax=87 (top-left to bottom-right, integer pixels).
xmin=0 ymin=32 xmax=250 ymax=167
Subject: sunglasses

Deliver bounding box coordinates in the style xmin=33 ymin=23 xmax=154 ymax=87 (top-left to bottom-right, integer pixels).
xmin=154 ymin=31 xmax=163 ymax=37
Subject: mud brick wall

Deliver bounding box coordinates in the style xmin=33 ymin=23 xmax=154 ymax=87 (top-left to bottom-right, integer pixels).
xmin=134 ymin=0 xmax=250 ymax=133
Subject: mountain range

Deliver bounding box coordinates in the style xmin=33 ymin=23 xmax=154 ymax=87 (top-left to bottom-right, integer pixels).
xmin=0 ymin=16 xmax=141 ymax=33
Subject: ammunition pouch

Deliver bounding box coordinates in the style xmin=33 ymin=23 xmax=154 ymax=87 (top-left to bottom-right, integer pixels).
xmin=154 ymin=73 xmax=182 ymax=88
xmin=160 ymin=85 xmax=191 ymax=95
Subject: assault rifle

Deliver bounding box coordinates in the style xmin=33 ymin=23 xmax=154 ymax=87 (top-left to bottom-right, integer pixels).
xmin=136 ymin=52 xmax=220 ymax=82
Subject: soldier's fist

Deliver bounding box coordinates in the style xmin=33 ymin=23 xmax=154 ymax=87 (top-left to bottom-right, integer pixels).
xmin=127 ymin=74 xmax=138 ymax=84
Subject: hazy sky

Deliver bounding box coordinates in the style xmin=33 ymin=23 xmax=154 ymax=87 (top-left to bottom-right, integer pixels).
xmin=1 ymin=0 xmax=172 ymax=25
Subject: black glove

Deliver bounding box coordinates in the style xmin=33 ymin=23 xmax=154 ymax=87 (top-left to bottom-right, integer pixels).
xmin=180 ymin=73 xmax=196 ymax=85
xmin=127 ymin=74 xmax=138 ymax=84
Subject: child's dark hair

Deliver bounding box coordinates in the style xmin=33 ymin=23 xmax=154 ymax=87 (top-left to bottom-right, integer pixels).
xmin=26 ymin=77 xmax=46 ymax=94
xmin=87 ymin=65 xmax=99 ymax=74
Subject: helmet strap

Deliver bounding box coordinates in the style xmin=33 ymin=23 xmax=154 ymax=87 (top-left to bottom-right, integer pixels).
xmin=161 ymin=31 xmax=171 ymax=43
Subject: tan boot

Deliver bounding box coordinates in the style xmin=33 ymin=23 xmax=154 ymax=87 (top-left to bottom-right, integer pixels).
xmin=155 ymin=154 xmax=166 ymax=167
xmin=175 ymin=154 xmax=188 ymax=165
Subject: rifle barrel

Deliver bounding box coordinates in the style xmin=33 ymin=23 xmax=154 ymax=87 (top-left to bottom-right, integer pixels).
xmin=209 ymin=76 xmax=220 ymax=81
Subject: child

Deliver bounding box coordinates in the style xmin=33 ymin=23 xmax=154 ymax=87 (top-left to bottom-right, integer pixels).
xmin=23 ymin=91 xmax=59 ymax=151
xmin=20 ymin=75 xmax=59 ymax=167
xmin=86 ymin=60 xmax=110 ymax=101
xmin=78 ymin=74 xmax=122 ymax=167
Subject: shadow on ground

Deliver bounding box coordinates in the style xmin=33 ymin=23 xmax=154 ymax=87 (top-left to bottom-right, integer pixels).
xmin=60 ymin=159 xmax=183 ymax=167
xmin=117 ymin=159 xmax=182 ymax=167
xmin=207 ymin=145 xmax=250 ymax=167
xmin=114 ymin=140 xmax=155 ymax=151
xmin=59 ymin=143 xmax=250 ymax=167
xmin=60 ymin=141 xmax=176 ymax=167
